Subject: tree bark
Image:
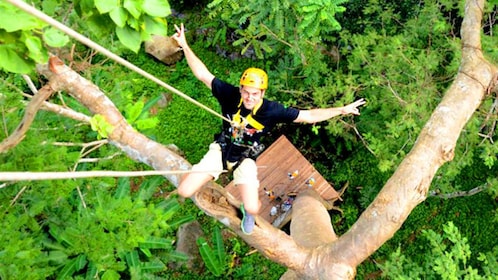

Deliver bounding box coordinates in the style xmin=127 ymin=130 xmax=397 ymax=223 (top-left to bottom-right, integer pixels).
xmin=34 ymin=1 xmax=496 ymax=279
xmin=0 ymin=84 xmax=55 ymax=153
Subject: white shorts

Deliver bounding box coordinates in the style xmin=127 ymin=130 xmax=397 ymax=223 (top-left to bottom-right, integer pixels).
xmin=191 ymin=142 xmax=259 ymax=188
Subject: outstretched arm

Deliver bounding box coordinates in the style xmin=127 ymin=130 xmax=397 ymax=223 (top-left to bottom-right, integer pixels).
xmin=294 ymin=98 xmax=366 ymax=124
xmin=172 ymin=23 xmax=215 ymax=89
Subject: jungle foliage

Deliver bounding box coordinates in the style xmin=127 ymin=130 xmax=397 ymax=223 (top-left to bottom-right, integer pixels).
xmin=1 ymin=0 xmax=498 ymax=279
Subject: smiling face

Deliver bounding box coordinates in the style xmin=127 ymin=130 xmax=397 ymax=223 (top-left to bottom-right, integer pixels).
xmin=240 ymin=85 xmax=265 ymax=110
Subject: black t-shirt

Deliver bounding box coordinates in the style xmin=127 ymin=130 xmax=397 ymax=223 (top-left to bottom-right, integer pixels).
xmin=211 ymin=78 xmax=299 ymax=146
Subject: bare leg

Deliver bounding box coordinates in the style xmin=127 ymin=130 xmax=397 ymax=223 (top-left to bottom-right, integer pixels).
xmin=233 ymin=158 xmax=261 ymax=215
xmin=239 ymin=183 xmax=261 ymax=215
xmin=178 ymin=143 xmax=224 ymax=198
xmin=177 ymin=173 xmax=214 ymax=198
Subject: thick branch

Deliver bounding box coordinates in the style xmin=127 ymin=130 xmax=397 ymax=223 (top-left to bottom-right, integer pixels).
xmin=0 ymin=84 xmax=55 ymax=153
xmin=21 ymin=92 xmax=92 ymax=123
xmin=37 ymin=56 xmax=191 ymax=186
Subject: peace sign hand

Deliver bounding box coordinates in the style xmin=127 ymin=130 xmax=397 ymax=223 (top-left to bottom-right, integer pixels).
xmin=342 ymin=98 xmax=366 ymax=115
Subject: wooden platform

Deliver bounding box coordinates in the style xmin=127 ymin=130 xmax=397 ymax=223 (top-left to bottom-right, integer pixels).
xmin=225 ymin=135 xmax=339 ymax=228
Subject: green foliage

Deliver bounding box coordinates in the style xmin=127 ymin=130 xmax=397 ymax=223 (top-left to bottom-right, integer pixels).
xmin=75 ymin=0 xmax=171 ymax=53
xmin=124 ymin=97 xmax=160 ymax=132
xmin=379 ymin=221 xmax=498 ymax=279
xmin=197 ymin=226 xmax=226 ymax=276
xmin=90 ymin=114 xmax=115 ymax=139
xmin=0 ymin=176 xmax=192 ymax=279
xmin=0 ymin=0 xmax=172 ymax=75
xmin=2 ymin=0 xmax=498 ymax=279
xmin=206 ymin=0 xmax=346 ymax=70
xmin=0 ymin=1 xmax=69 ymax=73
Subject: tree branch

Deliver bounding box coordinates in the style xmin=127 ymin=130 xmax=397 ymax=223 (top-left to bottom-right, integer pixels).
xmin=326 ymin=0 xmax=497 ymax=275
xmin=0 ymin=83 xmax=55 ymax=153
xmin=429 ymin=182 xmax=490 ymax=199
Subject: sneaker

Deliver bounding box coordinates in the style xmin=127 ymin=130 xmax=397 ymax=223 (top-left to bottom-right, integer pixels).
xmin=240 ymin=204 xmax=255 ymax=235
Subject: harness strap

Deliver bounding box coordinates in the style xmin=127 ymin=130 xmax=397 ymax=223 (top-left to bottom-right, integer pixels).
xmin=232 ymin=98 xmax=265 ymax=131
xmin=215 ymin=131 xmax=265 ymax=171
xmin=217 ymin=98 xmax=266 ymax=171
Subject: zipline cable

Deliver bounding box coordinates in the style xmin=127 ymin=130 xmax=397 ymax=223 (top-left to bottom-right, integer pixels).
xmin=5 ymin=0 xmax=233 ymax=124
xmin=0 ymin=170 xmax=226 ymax=182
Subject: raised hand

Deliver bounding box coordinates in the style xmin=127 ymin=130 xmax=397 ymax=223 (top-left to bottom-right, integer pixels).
xmin=342 ymin=98 xmax=366 ymax=115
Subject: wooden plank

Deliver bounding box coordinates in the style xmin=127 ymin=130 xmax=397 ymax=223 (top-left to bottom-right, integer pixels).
xmin=225 ymin=135 xmax=338 ymax=227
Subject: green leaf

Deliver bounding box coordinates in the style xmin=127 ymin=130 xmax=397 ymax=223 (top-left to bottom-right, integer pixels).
xmin=197 ymin=237 xmax=223 ymax=276
xmin=143 ymin=15 xmax=167 ymax=36
xmin=41 ymin=0 xmax=59 ymax=15
xmin=85 ymin=262 xmax=98 ymax=280
xmin=56 ymin=255 xmax=87 ymax=280
xmin=124 ymin=0 xmax=142 ymax=19
xmin=23 ymin=35 xmax=48 ymax=63
xmin=139 ymin=237 xmax=173 ymax=250
xmin=165 ymin=250 xmax=189 ymax=262
xmin=137 ymin=176 xmax=163 ymax=200
xmin=168 ymin=215 xmax=195 ymax=229
xmin=46 ymin=250 xmax=68 ymax=263
xmin=141 ymin=94 xmax=163 ymax=116
xmin=43 ymin=27 xmax=70 ymax=47
xmin=0 ymin=3 xmax=45 ymax=31
xmin=90 ymin=114 xmax=114 ymax=138
xmin=75 ymin=254 xmax=88 ymax=270
xmin=135 ymin=117 xmax=159 ymax=131
xmin=109 ymin=7 xmax=128 ymax=28
xmin=0 ymin=45 xmax=34 ymax=74
xmin=116 ymin=26 xmax=141 ymax=53
xmin=125 ymin=250 xmax=141 ymax=271
xmin=125 ymin=101 xmax=144 ymax=123
xmin=114 ymin=177 xmax=131 ymax=199
xmin=139 ymin=247 xmax=152 ymax=258
xmin=212 ymin=227 xmax=226 ymax=265
xmin=141 ymin=259 xmax=166 ymax=272
xmin=142 ymin=0 xmax=171 ymax=17
xmin=57 ymin=258 xmax=78 ymax=280
xmin=101 ymin=269 xmax=120 ymax=280
xmin=95 ymin=0 xmax=120 ymax=14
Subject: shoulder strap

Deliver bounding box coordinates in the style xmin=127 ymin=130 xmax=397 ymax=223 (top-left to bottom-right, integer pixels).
xmin=233 ymin=98 xmax=265 ymax=131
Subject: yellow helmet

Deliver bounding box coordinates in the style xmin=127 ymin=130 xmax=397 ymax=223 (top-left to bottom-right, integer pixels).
xmin=240 ymin=67 xmax=268 ymax=90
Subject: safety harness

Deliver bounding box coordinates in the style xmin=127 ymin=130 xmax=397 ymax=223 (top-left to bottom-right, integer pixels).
xmin=216 ymin=98 xmax=266 ymax=170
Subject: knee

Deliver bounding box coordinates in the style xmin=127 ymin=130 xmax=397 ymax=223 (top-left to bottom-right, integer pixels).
xmin=243 ymin=199 xmax=261 ymax=215
xmin=177 ymin=177 xmax=196 ymax=198
xmin=177 ymin=173 xmax=213 ymax=198
xmin=177 ymin=184 xmax=193 ymax=198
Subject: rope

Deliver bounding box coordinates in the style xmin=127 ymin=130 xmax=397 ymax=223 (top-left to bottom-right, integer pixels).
xmin=5 ymin=0 xmax=233 ymax=124
xmin=0 ymin=170 xmax=226 ymax=182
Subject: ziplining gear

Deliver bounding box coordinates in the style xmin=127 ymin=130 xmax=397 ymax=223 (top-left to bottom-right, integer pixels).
xmin=231 ymin=98 xmax=265 ymax=140
xmin=217 ymin=98 xmax=265 ymax=170
xmin=240 ymin=68 xmax=268 ymax=90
